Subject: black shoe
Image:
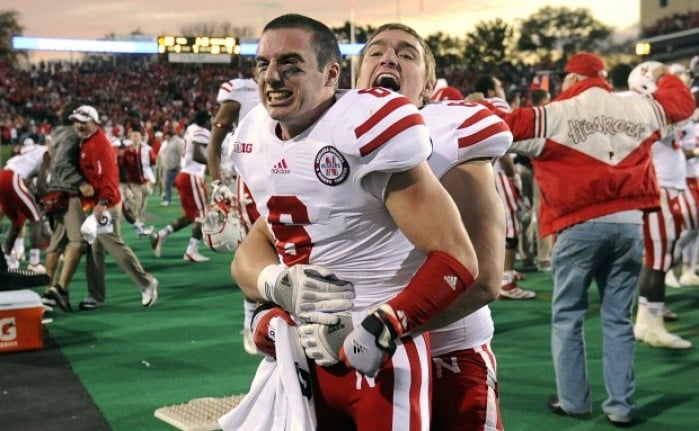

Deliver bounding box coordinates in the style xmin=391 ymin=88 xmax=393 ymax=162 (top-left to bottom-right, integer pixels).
xmin=607 ymin=414 xmax=634 ymax=427
xmin=46 ymin=285 xmax=72 ymax=312
xmin=547 ymin=395 xmax=589 ymax=418
xmin=79 ymin=297 xmax=104 ymax=311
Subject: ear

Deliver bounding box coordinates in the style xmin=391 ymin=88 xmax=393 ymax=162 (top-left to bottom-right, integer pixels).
xmin=326 ymin=62 xmax=341 ymax=88
xmin=421 ymin=81 xmax=435 ymax=103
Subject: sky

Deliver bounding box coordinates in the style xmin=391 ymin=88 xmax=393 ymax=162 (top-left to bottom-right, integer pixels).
xmin=7 ymin=0 xmax=640 ymax=59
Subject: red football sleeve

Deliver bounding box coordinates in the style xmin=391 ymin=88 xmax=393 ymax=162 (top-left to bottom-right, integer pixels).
xmin=386 ymin=250 xmax=474 ymax=333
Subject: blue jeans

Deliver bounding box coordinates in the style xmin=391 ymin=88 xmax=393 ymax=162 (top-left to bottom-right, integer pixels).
xmin=551 ymin=221 xmax=642 ymax=419
xmin=163 ymin=167 xmax=180 ymax=203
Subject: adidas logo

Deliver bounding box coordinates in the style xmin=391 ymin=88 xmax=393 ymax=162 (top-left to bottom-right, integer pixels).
xmin=271 ymin=158 xmax=290 ymax=174
xmin=444 ymin=275 xmax=458 ymax=290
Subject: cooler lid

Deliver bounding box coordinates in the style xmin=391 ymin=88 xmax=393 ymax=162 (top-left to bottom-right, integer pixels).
xmin=0 ymin=289 xmax=42 ymax=309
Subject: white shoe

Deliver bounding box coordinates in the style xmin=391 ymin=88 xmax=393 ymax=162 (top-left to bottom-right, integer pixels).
xmin=4 ymin=254 xmax=20 ymax=270
xmin=241 ymin=327 xmax=258 ymax=355
xmin=142 ymin=279 xmax=159 ymax=307
xmin=643 ymin=328 xmax=692 ymax=349
xmin=679 ymin=271 xmax=699 ymax=286
xmin=27 ymin=263 xmax=47 ymax=274
xmin=183 ymin=251 xmax=210 ymax=262
xmin=138 ymin=225 xmax=154 ymax=237
xmin=150 ymin=233 xmax=164 ymax=257
xmin=665 ymin=270 xmax=680 ymax=288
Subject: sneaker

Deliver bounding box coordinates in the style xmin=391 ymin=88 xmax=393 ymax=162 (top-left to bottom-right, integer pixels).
xmin=78 ymin=297 xmax=104 ymax=311
xmin=183 ymin=251 xmax=210 ymax=262
xmin=499 ymin=281 xmax=536 ymax=299
xmin=160 ymin=201 xmax=170 ymax=207
xmin=27 ymin=263 xmax=47 ymax=274
xmin=607 ymin=414 xmax=634 ymax=427
xmin=665 ymin=270 xmax=680 ymax=288
xmin=679 ymin=270 xmax=699 ymax=286
xmin=140 ymin=225 xmax=154 ymax=236
xmin=537 ymin=261 xmax=552 ymax=273
xmin=643 ymin=328 xmax=692 ymax=349
xmin=45 ymin=285 xmax=71 ymax=312
xmin=141 ymin=278 xmax=159 ymax=307
xmin=150 ymin=233 xmax=164 ymax=257
xmin=547 ymin=395 xmax=589 ymax=418
xmin=241 ymin=327 xmax=258 ymax=355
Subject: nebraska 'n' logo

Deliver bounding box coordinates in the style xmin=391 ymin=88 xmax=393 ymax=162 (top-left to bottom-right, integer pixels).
xmin=315 ymin=146 xmax=349 ymax=186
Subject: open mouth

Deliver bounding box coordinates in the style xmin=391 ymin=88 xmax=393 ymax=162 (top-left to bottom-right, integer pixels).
xmin=267 ymin=90 xmax=293 ymax=103
xmin=373 ymin=74 xmax=400 ymax=92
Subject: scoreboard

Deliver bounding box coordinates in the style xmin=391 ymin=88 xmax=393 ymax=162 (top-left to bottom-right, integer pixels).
xmin=157 ymin=36 xmax=240 ymax=55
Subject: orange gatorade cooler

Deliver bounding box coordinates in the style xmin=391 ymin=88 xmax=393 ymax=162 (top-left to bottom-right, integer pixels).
xmin=0 ymin=289 xmax=44 ymax=353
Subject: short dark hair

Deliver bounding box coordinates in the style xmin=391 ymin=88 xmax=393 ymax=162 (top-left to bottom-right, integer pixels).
xmin=609 ymin=63 xmax=632 ymax=90
xmin=473 ymin=74 xmax=496 ymax=95
xmin=262 ymin=14 xmax=341 ymax=70
xmin=530 ymin=88 xmax=550 ymax=106
xmin=194 ymin=110 xmax=211 ymax=126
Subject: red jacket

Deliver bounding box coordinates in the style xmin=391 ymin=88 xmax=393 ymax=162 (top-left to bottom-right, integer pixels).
xmin=79 ymin=127 xmax=121 ymax=207
xmin=505 ymin=74 xmax=695 ymax=237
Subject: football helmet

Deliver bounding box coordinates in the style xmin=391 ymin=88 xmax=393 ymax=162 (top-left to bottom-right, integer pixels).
xmin=203 ymin=180 xmax=245 ymax=252
xmin=628 ymin=61 xmax=664 ymax=95
xmin=690 ymin=55 xmax=699 ymax=77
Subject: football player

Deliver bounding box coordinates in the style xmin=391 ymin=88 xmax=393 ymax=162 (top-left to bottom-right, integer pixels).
xmin=150 ymin=110 xmax=211 ymax=262
xmin=226 ymin=13 xmax=478 ymax=430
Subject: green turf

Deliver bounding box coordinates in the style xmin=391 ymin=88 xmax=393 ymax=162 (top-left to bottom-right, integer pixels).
xmin=28 ymin=193 xmax=699 ymax=430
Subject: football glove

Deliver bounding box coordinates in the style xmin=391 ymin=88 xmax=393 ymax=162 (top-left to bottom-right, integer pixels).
xmin=257 ymin=264 xmax=354 ymax=324
xmin=339 ymin=306 xmax=403 ymax=377
xmin=298 ymin=312 xmax=353 ymax=366
xmin=250 ymin=304 xmax=294 ymax=358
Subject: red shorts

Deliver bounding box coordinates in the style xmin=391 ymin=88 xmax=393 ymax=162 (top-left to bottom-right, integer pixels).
xmin=431 ymin=343 xmax=503 ymax=431
xmin=0 ymin=169 xmax=41 ymax=226
xmin=312 ymin=333 xmax=431 ymax=431
xmin=174 ymin=171 xmax=208 ymax=222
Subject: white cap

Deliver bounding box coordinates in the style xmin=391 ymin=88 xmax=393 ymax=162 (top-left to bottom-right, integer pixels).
xmin=155 ymin=131 xmax=164 ymax=137
xmin=23 ymin=137 xmax=35 ymax=146
xmin=69 ymin=105 xmax=100 ymax=124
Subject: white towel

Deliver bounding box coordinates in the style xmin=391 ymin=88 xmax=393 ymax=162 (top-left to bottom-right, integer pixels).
xmin=219 ymin=317 xmax=316 ymax=431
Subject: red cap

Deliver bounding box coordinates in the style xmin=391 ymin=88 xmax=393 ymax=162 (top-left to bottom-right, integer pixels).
xmin=431 ymin=86 xmax=464 ymax=101
xmin=565 ymin=52 xmax=607 ymax=78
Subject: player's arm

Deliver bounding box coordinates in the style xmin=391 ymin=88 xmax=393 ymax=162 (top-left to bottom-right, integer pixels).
xmin=383 ymin=161 xmax=479 ymax=325
xmin=417 ymin=160 xmax=504 ymax=331
xmin=338 ymin=161 xmax=479 ymax=376
xmin=208 ymin=100 xmax=242 ymax=180
xmin=231 ymin=217 xmax=278 ymax=301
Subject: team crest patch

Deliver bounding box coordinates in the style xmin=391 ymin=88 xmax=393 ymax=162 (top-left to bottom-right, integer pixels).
xmin=315 ymin=146 xmax=349 ymax=186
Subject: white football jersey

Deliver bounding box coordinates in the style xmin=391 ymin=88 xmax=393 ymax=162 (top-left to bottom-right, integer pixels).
xmin=216 ymin=78 xmax=261 ymax=123
xmin=5 ymin=144 xmax=47 ymax=179
xmin=653 ymin=133 xmax=686 ymax=189
xmin=681 ymin=121 xmax=699 ymax=178
xmin=181 ymin=124 xmax=210 ymax=177
xmin=421 ymin=100 xmax=513 ymax=354
xmin=229 ymin=88 xmax=431 ymax=310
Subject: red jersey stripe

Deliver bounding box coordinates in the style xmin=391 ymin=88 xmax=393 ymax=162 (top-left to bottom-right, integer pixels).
xmin=458 ymin=122 xmax=511 ymax=148
xmin=359 ymin=113 xmax=426 ymax=156
xmin=355 ymin=97 xmax=414 ymax=139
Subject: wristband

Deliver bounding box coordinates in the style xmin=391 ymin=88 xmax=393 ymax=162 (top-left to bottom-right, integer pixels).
xmin=256 ymin=264 xmax=287 ymax=302
xmin=213 ymin=122 xmax=233 ymax=131
xmin=387 ymin=250 xmax=475 ymax=332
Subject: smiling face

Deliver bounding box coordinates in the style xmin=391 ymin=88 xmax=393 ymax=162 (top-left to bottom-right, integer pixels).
xmin=73 ymin=119 xmax=97 ymax=139
xmin=356 ymin=27 xmax=435 ymax=108
xmin=255 ymin=28 xmax=339 ymax=139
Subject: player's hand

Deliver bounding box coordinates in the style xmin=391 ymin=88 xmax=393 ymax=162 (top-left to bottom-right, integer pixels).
xmin=339 ymin=306 xmax=402 ymax=377
xmin=298 ymin=313 xmax=353 ymax=366
xmin=259 ymin=264 xmax=354 ymax=324
xmin=250 ymin=304 xmax=294 ymax=358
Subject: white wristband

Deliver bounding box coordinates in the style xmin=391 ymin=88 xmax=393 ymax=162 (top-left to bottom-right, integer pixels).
xmin=256 ymin=264 xmax=287 ymax=302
